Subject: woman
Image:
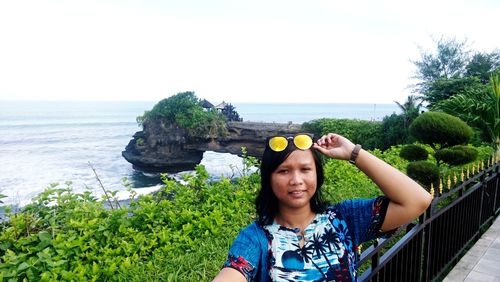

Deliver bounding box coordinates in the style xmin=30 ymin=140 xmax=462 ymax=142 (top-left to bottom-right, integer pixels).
xmin=213 ymin=133 xmax=432 ymax=282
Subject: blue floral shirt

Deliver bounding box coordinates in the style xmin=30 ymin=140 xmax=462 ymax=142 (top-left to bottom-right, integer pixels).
xmin=223 ymin=196 xmax=392 ymax=281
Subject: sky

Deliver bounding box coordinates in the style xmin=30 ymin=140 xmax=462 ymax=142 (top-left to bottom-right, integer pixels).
xmin=0 ymin=0 xmax=498 ymax=104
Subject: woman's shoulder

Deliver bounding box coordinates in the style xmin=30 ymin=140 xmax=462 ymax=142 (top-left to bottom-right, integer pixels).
xmin=237 ymin=221 xmax=267 ymax=239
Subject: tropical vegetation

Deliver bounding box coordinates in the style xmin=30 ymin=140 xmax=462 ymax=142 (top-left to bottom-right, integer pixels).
xmin=0 ymin=35 xmax=498 ymax=281
xmin=433 ymin=71 xmax=500 ymax=152
xmin=0 ymin=143 xmax=493 ymax=281
xmin=412 ymin=36 xmax=499 ymax=109
xmin=136 ymin=92 xmax=229 ymax=138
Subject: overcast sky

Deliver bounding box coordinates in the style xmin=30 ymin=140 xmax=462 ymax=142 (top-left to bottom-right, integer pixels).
xmin=0 ymin=0 xmax=498 ymax=104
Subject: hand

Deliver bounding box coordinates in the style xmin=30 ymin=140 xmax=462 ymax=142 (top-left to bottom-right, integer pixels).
xmin=313 ymin=133 xmax=356 ymax=161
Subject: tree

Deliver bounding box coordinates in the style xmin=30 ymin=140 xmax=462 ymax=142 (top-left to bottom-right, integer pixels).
xmin=406 ymin=111 xmax=477 ymax=189
xmin=411 ymin=37 xmax=499 ymax=108
xmin=434 ymin=71 xmax=500 ymax=152
xmin=136 ymin=92 xmax=227 ymax=138
xmin=221 ymin=103 xmax=243 ymax=122
xmin=412 ymin=37 xmax=470 ymax=93
xmin=466 ymin=50 xmax=500 ymax=84
xmin=379 ymin=114 xmax=409 ymax=150
xmin=409 ymin=111 xmax=473 ymax=150
xmin=394 ymin=95 xmax=424 ymax=127
xmin=424 ymin=76 xmax=486 ymax=109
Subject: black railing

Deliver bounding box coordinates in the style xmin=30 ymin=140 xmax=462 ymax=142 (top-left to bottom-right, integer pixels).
xmin=359 ymin=162 xmax=500 ymax=282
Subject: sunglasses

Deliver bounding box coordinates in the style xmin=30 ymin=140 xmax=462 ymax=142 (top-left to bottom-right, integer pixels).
xmin=267 ymin=133 xmax=314 ymax=152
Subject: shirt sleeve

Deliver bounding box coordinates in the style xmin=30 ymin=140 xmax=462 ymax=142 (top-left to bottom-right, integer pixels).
xmin=222 ymin=223 xmax=262 ymax=281
xmin=337 ymin=196 xmax=396 ymax=246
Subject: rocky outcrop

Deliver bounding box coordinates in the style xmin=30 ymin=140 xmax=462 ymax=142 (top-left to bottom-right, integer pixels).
xmin=122 ymin=120 xmax=302 ymax=172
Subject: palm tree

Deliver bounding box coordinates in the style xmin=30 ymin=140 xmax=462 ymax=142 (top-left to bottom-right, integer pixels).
xmin=321 ymin=227 xmax=341 ymax=253
xmin=434 ymin=71 xmax=500 ymax=153
xmin=293 ymin=242 xmax=327 ymax=278
xmin=394 ymin=95 xmax=424 ymax=128
xmin=311 ymin=233 xmax=333 ymax=269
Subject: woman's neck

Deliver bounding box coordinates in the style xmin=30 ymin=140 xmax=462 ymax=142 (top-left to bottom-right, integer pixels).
xmin=275 ymin=206 xmax=316 ymax=231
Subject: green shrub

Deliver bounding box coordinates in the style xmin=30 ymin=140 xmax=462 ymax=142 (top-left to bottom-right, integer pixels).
xmin=409 ymin=112 xmax=473 ymax=148
xmin=400 ymin=144 xmax=429 ymax=161
xmin=302 ymin=118 xmax=383 ymax=150
xmin=435 ymin=145 xmax=478 ymax=165
xmin=379 ymin=114 xmax=411 ymax=150
xmin=0 ymin=165 xmax=259 ymax=281
xmin=407 ymin=161 xmax=440 ymax=188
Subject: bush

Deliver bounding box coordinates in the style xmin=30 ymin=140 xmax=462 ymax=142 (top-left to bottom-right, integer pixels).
xmin=302 ymin=118 xmax=383 ymax=150
xmin=409 ymin=111 xmax=473 ymax=148
xmin=435 ymin=145 xmax=478 ymax=165
xmin=400 ymin=145 xmax=429 ymax=161
xmin=407 ymin=161 xmax=440 ymax=188
xmin=379 ymin=114 xmax=411 ymax=150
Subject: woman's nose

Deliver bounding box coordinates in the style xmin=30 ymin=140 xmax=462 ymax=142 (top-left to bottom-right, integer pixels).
xmin=289 ymin=171 xmax=303 ymax=185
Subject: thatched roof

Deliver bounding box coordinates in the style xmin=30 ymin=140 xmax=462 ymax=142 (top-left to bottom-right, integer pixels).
xmin=201 ymin=99 xmax=214 ymax=108
xmin=215 ymin=101 xmax=227 ymax=109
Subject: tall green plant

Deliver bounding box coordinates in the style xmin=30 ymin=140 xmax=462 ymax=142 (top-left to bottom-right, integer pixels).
xmin=394 ymin=95 xmax=424 ymax=126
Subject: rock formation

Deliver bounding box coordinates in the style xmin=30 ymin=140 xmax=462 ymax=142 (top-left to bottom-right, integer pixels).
xmin=122 ymin=120 xmax=302 ymax=172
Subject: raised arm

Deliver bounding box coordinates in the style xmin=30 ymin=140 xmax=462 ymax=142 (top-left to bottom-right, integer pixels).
xmin=314 ymin=133 xmax=432 ymax=231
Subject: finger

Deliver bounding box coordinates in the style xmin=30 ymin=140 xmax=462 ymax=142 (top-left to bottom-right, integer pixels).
xmin=313 ymin=144 xmax=332 ymax=157
xmin=327 ymin=133 xmax=336 ymax=143
xmin=317 ymin=135 xmax=328 ymax=146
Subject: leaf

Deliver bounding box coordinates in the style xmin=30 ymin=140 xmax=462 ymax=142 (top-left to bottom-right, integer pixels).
xmin=38 ymin=231 xmax=52 ymax=243
xmin=17 ymin=262 xmax=30 ymax=272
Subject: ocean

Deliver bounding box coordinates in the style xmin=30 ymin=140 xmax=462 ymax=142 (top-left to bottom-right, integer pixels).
xmin=0 ymin=101 xmax=399 ymax=206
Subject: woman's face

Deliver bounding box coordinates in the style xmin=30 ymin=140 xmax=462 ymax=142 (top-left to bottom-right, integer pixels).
xmin=271 ymin=149 xmax=317 ymax=211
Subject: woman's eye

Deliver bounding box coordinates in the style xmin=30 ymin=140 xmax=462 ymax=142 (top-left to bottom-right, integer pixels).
xmin=278 ymin=169 xmax=288 ymax=174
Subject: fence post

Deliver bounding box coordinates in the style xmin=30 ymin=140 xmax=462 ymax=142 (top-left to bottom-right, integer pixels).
xmin=422 ymin=199 xmax=434 ymax=281
xmin=493 ymin=164 xmax=499 ymax=215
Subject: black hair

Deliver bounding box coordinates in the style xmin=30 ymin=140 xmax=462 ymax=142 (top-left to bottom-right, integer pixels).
xmin=255 ymin=143 xmax=326 ymax=226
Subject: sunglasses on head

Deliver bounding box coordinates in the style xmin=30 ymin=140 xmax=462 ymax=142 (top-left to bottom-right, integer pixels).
xmin=267 ymin=133 xmax=314 ymax=152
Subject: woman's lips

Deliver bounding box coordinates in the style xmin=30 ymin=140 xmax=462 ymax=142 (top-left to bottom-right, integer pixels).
xmin=289 ymin=190 xmax=306 ymax=197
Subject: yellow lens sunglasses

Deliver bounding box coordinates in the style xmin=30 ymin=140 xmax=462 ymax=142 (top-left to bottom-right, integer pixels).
xmin=267 ymin=133 xmax=314 ymax=152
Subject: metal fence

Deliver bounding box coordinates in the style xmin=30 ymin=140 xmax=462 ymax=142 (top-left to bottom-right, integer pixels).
xmin=359 ymin=162 xmax=500 ymax=282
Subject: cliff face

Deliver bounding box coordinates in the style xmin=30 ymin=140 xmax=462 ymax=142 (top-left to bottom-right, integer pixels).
xmin=122 ymin=120 xmax=302 ymax=172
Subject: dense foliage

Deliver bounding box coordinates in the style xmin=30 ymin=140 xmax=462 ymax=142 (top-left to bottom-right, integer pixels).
xmin=0 ymin=165 xmax=259 ymax=281
xmin=379 ymin=114 xmax=410 ymax=150
xmin=406 ymin=161 xmax=440 ymax=188
xmin=302 ymin=118 xmax=383 ymax=150
xmin=400 ymin=144 xmax=429 ymax=161
xmin=433 ymin=71 xmax=500 ymax=150
xmin=435 ymin=145 xmax=478 ymax=166
xmin=0 ymin=142 xmax=494 ymax=281
xmin=302 ymin=111 xmax=424 ymax=151
xmin=409 ymin=112 xmax=473 ymax=148
xmin=0 ymin=147 xmax=417 ymax=281
xmin=136 ymin=92 xmax=227 ymax=138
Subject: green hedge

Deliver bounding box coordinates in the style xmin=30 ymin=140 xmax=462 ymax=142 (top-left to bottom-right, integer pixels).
xmin=302 ymin=118 xmax=383 ymax=150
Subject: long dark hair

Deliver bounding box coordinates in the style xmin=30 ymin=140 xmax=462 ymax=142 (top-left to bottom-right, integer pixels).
xmin=256 ymin=143 xmax=326 ymax=226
